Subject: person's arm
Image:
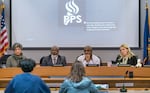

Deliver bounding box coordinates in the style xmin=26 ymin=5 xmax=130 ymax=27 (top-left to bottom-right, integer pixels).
xmin=130 ymin=56 xmax=137 ymax=66
xmin=5 ymin=79 xmax=14 ymax=93
xmin=62 ymin=56 xmax=67 ymax=66
xmin=40 ymin=57 xmax=48 ymax=66
xmin=77 ymin=56 xmax=80 ymax=61
xmin=115 ymin=55 xmax=122 ymax=64
xmin=89 ymin=83 xmax=100 ymax=93
xmin=92 ymin=55 xmax=100 ymax=65
xmin=6 ymin=57 xmax=12 ymax=67
xmin=39 ymin=79 xmax=51 ymax=93
xmin=59 ymin=80 xmax=69 ymax=93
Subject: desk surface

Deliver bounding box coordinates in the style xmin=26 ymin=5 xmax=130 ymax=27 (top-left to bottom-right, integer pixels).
xmin=1 ymin=88 xmax=150 ymax=93
xmin=0 ymin=66 xmax=150 ymax=88
xmin=0 ymin=66 xmax=150 ymax=78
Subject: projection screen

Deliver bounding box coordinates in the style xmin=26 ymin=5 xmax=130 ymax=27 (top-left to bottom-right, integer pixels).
xmin=11 ymin=0 xmax=140 ymax=48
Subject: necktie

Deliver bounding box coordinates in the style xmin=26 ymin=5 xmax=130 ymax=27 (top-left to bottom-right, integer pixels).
xmin=53 ymin=57 xmax=56 ymax=64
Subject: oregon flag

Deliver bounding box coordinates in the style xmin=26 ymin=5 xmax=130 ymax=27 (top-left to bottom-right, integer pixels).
xmin=143 ymin=1 xmax=150 ymax=65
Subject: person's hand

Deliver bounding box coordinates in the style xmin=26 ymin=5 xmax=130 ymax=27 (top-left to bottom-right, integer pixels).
xmin=85 ymin=54 xmax=91 ymax=62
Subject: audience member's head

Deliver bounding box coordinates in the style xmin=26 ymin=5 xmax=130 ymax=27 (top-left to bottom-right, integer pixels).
xmin=5 ymin=58 xmax=50 ymax=93
xmin=20 ymin=58 xmax=36 ymax=72
xmin=12 ymin=43 xmax=23 ymax=56
xmin=68 ymin=61 xmax=85 ymax=83
xmin=50 ymin=46 xmax=59 ymax=55
xmin=59 ymin=60 xmax=99 ymax=93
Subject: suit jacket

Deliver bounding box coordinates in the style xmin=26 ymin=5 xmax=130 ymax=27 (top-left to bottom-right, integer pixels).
xmin=40 ymin=55 xmax=67 ymax=66
xmin=115 ymin=55 xmax=137 ymax=66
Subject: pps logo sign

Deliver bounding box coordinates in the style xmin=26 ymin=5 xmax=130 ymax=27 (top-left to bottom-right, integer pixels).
xmin=64 ymin=0 xmax=82 ymax=25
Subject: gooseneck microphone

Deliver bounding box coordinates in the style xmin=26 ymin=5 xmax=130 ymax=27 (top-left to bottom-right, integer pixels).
xmin=120 ymin=70 xmax=128 ymax=92
xmin=125 ymin=70 xmax=128 ymax=75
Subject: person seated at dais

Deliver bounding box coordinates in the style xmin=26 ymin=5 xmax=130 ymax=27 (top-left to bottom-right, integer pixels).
xmin=40 ymin=46 xmax=67 ymax=66
xmin=6 ymin=43 xmax=26 ymax=67
xmin=115 ymin=44 xmax=137 ymax=66
xmin=77 ymin=45 xmax=101 ymax=67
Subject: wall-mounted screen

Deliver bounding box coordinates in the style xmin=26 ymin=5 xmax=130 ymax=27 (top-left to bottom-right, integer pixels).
xmin=11 ymin=0 xmax=140 ymax=48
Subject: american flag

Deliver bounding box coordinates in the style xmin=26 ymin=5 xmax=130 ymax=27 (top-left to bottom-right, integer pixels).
xmin=0 ymin=3 xmax=8 ymax=57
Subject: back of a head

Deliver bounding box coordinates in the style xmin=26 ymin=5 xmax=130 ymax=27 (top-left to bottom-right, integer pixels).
xmin=20 ymin=58 xmax=36 ymax=72
xmin=69 ymin=61 xmax=85 ymax=82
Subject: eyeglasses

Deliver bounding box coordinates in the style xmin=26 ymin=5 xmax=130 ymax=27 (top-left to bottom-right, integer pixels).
xmin=84 ymin=50 xmax=91 ymax=51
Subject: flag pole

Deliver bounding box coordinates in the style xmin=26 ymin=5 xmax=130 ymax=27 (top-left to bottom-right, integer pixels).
xmin=143 ymin=0 xmax=149 ymax=65
xmin=0 ymin=0 xmax=8 ymax=57
xmin=1 ymin=0 xmax=5 ymax=8
xmin=146 ymin=0 xmax=149 ymax=65
xmin=146 ymin=0 xmax=148 ymax=8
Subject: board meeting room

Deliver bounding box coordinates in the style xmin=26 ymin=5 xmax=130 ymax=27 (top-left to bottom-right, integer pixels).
xmin=0 ymin=0 xmax=150 ymax=93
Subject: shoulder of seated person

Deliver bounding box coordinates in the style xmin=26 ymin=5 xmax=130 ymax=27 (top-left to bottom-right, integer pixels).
xmin=133 ymin=55 xmax=137 ymax=58
xmin=130 ymin=55 xmax=137 ymax=58
xmin=42 ymin=56 xmax=49 ymax=59
xmin=117 ymin=55 xmax=121 ymax=57
xmin=79 ymin=54 xmax=84 ymax=57
xmin=7 ymin=56 xmax=13 ymax=59
xmin=60 ymin=55 xmax=66 ymax=58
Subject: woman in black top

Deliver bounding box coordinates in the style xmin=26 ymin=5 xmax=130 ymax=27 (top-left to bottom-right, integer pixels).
xmin=115 ymin=44 xmax=137 ymax=66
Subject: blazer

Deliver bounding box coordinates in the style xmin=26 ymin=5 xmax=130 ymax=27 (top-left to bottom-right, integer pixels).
xmin=115 ymin=55 xmax=137 ymax=66
xmin=40 ymin=55 xmax=67 ymax=66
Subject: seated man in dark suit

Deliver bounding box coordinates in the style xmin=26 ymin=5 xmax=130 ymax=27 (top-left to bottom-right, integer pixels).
xmin=40 ymin=46 xmax=67 ymax=66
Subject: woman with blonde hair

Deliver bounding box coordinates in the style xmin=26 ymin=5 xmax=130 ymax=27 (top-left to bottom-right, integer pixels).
xmin=115 ymin=44 xmax=137 ymax=66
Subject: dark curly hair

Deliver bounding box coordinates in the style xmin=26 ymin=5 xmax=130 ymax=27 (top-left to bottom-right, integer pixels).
xmin=20 ymin=58 xmax=36 ymax=72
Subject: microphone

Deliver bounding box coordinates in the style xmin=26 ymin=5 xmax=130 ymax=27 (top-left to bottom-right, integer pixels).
xmin=125 ymin=70 xmax=128 ymax=75
xmin=120 ymin=70 xmax=128 ymax=92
